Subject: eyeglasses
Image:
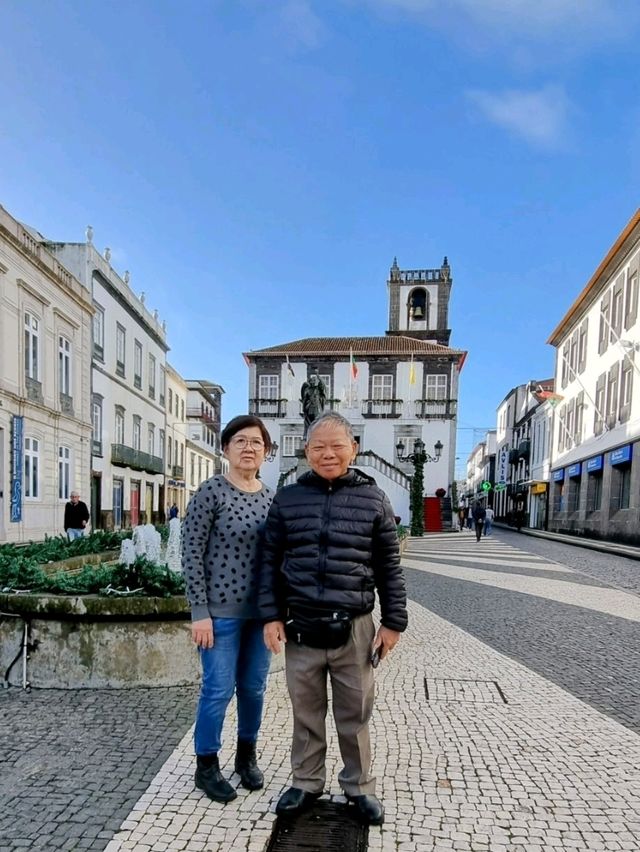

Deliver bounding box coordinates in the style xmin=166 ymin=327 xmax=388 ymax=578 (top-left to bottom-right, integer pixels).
xmin=230 ymin=437 xmax=266 ymax=450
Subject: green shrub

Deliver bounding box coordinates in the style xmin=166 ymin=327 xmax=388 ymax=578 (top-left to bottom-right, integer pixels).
xmin=0 ymin=529 xmax=132 ymax=564
xmin=0 ymin=554 xmax=185 ymax=598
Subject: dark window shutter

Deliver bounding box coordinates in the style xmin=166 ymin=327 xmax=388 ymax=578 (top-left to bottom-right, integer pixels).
xmin=624 ymin=258 xmax=639 ymax=331
xmin=578 ymin=319 xmax=588 ymax=373
xmin=619 ymin=360 xmax=633 ymax=423
xmin=599 ymin=290 xmax=611 ymax=355
xmin=606 ymin=363 xmax=619 ymax=429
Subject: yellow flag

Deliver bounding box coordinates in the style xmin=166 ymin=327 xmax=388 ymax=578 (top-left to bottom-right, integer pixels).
xmin=409 ymin=357 xmax=416 ymax=385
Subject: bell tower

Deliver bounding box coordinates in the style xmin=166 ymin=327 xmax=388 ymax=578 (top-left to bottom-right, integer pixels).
xmin=386 ymin=256 xmax=452 ymax=346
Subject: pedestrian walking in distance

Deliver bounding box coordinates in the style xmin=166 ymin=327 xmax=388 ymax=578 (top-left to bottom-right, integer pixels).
xmin=472 ymin=502 xmax=486 ymax=542
xmin=483 ymin=506 xmax=494 ymax=536
xmin=182 ymin=415 xmax=274 ymax=804
xmin=258 ymin=412 xmax=408 ymax=827
xmin=64 ymin=492 xmax=90 ymax=541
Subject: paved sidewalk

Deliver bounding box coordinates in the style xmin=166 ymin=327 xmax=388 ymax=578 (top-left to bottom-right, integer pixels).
xmin=102 ymin=534 xmax=640 ymax=852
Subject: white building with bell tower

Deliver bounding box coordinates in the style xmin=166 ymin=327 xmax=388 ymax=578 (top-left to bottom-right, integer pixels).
xmin=243 ymin=258 xmax=466 ymax=528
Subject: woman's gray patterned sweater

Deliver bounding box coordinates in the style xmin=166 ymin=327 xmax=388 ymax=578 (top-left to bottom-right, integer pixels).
xmin=181 ymin=475 xmax=274 ymax=622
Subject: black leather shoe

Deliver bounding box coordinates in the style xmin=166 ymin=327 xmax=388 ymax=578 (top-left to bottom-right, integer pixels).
xmin=195 ymin=755 xmax=237 ymax=803
xmin=276 ymin=786 xmax=322 ymax=816
xmin=234 ymin=739 xmax=264 ymax=790
xmin=346 ymin=794 xmax=385 ymax=825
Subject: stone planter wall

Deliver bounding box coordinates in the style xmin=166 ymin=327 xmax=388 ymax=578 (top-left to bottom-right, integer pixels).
xmin=0 ymin=593 xmax=198 ymax=689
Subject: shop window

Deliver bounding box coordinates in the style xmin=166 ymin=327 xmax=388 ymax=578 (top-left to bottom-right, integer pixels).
xmin=586 ymin=473 xmax=602 ymax=514
xmin=610 ymin=465 xmax=631 ymax=513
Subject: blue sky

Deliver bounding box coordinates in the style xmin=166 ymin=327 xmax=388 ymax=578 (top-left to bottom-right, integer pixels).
xmin=2 ymin=0 xmax=639 ymax=475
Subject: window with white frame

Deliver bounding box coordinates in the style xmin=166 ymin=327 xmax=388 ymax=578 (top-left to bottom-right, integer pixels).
xmin=132 ymin=415 xmax=141 ymax=451
xmin=159 ymin=366 xmax=166 ymax=406
xmin=58 ymin=335 xmax=71 ymax=396
xmin=167 ymin=435 xmax=172 ymax=467
xmin=24 ymin=312 xmax=40 ymax=380
xmin=134 ymin=339 xmax=143 ymax=388
xmin=371 ymin=374 xmax=393 ymax=400
xmin=24 ymin=437 xmax=39 ymax=499
xmin=619 ymin=359 xmax=633 ymax=422
xmin=258 ymin=374 xmax=280 ymax=399
xmin=58 ymin=445 xmax=71 ymax=500
xmin=425 ymin=374 xmax=447 ymax=400
xmin=282 ymin=435 xmax=305 ymax=456
xmin=148 ymin=354 xmax=156 ymax=399
xmin=159 ymin=429 xmax=165 ymax=463
xmin=168 ymin=387 xmax=173 ymax=412
xmin=611 ymin=281 xmax=624 ymax=341
xmin=93 ymin=303 xmax=105 ymax=360
xmin=319 ymin=374 xmax=332 ymax=399
xmin=148 ymin=423 xmax=155 ymax=457
xmin=606 ymin=364 xmax=619 ymax=427
xmin=116 ymin=323 xmax=126 ymax=376
xmin=92 ymin=396 xmax=103 ymax=454
xmin=114 ymin=406 xmax=125 ymax=445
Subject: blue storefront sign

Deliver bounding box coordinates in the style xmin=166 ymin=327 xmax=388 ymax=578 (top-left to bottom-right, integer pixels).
xmin=586 ymin=454 xmax=603 ymax=473
xmin=609 ymin=444 xmax=632 ymax=466
xmin=10 ymin=415 xmax=23 ymax=523
xmin=567 ymin=462 xmax=582 ymax=478
xmin=552 ymin=468 xmax=565 ymax=482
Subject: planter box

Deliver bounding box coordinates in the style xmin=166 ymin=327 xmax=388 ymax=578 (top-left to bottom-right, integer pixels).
xmin=0 ymin=593 xmax=198 ymax=689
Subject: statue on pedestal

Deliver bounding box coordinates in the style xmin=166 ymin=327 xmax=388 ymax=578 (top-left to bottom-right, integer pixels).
xmin=301 ymin=374 xmax=326 ymax=437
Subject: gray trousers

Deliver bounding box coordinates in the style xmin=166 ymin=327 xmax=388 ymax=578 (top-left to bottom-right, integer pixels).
xmin=284 ymin=612 xmax=376 ymax=796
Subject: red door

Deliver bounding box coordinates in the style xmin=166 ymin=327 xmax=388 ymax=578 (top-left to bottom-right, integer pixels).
xmin=423 ymin=497 xmax=442 ymax=532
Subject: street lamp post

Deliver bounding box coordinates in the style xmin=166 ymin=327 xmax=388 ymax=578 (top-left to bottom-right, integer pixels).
xmin=396 ymin=438 xmax=443 ymax=536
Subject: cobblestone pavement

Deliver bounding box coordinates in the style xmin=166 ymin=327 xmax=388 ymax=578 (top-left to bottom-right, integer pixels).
xmin=3 ymin=532 xmax=640 ymax=850
xmin=495 ymin=527 xmax=640 ymax=594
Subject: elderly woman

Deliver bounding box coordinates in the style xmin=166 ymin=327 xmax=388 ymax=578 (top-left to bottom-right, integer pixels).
xmin=258 ymin=412 xmax=407 ymax=826
xmin=182 ymin=414 xmax=274 ymax=803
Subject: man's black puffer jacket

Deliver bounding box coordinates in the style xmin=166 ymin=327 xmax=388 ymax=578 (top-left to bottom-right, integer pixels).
xmin=257 ymin=468 xmax=408 ymax=632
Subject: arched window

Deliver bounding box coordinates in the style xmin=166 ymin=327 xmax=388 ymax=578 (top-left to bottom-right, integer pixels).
xmin=407 ymin=288 xmax=428 ymax=325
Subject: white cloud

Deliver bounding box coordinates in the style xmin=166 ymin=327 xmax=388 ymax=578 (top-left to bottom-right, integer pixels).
xmin=359 ymin=0 xmax=636 ymax=48
xmin=467 ymin=86 xmax=570 ymax=148
xmin=279 ymin=0 xmax=326 ymax=49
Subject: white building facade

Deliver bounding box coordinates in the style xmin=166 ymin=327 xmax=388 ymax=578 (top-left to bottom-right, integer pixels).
xmin=185 ymin=380 xmax=224 ymax=502
xmin=0 ymin=206 xmax=93 ymax=542
xmin=45 ymin=238 xmax=169 ymax=529
xmin=244 ymin=260 xmax=466 ymax=524
xmin=547 ymin=210 xmax=640 ymax=543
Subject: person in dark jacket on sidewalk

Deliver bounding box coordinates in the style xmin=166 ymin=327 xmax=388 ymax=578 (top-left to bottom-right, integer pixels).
xmin=472 ymin=502 xmax=486 ymax=542
xmin=64 ymin=492 xmax=90 ymax=540
xmin=258 ymin=412 xmax=408 ymax=826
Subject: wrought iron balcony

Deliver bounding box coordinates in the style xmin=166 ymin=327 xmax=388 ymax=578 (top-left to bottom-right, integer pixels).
xmin=111 ymin=443 xmax=164 ymax=474
xmin=172 ymin=464 xmax=184 ymax=479
xmin=361 ymin=399 xmax=403 ymax=418
xmin=517 ymin=439 xmax=530 ymax=460
xmin=415 ymin=399 xmax=458 ymax=419
xmin=508 ymin=449 xmax=520 ymax=465
xmin=249 ymin=398 xmax=289 ymax=418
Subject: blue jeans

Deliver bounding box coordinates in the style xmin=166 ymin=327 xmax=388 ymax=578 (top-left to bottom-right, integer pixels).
xmin=484 ymin=520 xmax=493 ymax=536
xmin=67 ymin=528 xmax=84 ymax=541
xmin=194 ymin=618 xmax=271 ymax=756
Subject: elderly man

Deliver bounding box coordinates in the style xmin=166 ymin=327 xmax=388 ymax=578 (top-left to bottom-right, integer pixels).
xmin=64 ymin=491 xmax=90 ymax=540
xmin=258 ymin=412 xmax=407 ymax=826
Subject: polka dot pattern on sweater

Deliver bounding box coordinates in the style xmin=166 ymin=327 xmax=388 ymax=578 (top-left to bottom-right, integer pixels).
xmin=181 ymin=475 xmax=274 ymax=619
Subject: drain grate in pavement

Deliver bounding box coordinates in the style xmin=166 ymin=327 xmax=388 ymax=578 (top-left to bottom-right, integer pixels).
xmin=266 ymin=799 xmax=369 ymax=852
xmin=425 ymin=677 xmax=508 ymax=704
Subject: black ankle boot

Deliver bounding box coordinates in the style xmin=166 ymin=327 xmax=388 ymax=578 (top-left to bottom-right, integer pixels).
xmin=195 ymin=754 xmax=237 ymax=803
xmin=234 ymin=739 xmax=264 ymax=790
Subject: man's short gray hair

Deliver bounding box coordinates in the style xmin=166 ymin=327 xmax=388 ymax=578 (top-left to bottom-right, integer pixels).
xmin=306 ymin=412 xmax=355 ymax=443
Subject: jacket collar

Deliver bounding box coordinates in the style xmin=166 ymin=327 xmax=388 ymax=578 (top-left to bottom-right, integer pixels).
xmin=298 ymin=467 xmax=375 ymax=491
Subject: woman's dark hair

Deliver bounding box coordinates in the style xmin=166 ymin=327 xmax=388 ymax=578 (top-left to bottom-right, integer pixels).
xmin=220 ymin=415 xmax=272 ymax=452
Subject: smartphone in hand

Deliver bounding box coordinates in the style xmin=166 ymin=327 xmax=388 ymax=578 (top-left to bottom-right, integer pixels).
xmin=370 ymin=647 xmax=381 ymax=668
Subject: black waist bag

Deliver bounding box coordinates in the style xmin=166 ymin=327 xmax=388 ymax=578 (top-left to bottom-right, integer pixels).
xmin=285 ymin=608 xmax=353 ymax=649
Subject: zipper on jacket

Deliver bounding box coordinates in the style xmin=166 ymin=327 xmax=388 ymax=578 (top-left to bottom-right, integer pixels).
xmin=318 ymin=484 xmax=332 ymax=599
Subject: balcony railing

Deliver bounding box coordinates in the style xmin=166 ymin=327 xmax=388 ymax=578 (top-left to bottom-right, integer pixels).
xmin=249 ymin=398 xmax=289 ymax=418
xmin=414 ymin=399 xmax=457 ymax=419
xmin=361 ymin=399 xmax=403 ymax=418
xmin=172 ymin=464 xmax=184 ymax=479
xmin=517 ymin=439 xmax=530 ymax=460
xmin=111 ymin=443 xmax=164 ymax=474
xmin=508 ymin=449 xmax=520 ymax=465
